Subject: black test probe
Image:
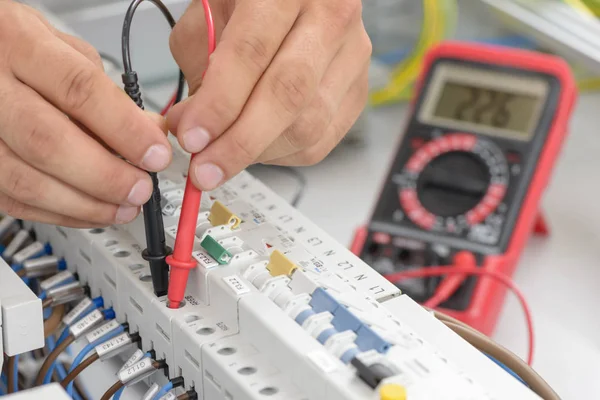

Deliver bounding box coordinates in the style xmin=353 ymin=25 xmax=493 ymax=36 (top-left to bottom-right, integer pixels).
xmin=121 ymin=0 xmax=185 ymax=296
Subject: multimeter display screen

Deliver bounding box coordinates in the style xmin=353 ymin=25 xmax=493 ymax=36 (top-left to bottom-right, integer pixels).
xmin=433 ymin=83 xmax=540 ymax=136
xmin=420 ymin=63 xmax=549 ymax=141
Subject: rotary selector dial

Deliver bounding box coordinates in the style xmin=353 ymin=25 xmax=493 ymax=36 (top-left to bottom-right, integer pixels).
xmin=399 ymin=133 xmax=509 ymax=232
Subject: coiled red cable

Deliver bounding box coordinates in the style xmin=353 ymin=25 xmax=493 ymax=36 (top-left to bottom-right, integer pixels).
xmin=385 ymin=267 xmax=535 ymax=365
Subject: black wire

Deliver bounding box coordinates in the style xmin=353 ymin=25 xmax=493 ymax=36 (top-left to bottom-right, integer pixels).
xmin=121 ymin=0 xmax=183 ymax=296
xmin=122 ymin=0 xmax=177 ymax=74
xmin=121 ymin=0 xmax=185 ymax=108
xmin=98 ymin=52 xmax=168 ymax=112
xmin=249 ymin=165 xmax=307 ymax=207
xmin=175 ymin=69 xmax=186 ymax=105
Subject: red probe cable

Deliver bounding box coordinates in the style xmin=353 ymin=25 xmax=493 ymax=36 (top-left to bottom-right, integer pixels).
xmin=166 ymin=0 xmax=216 ymax=309
xmin=385 ymin=267 xmax=535 ymax=365
xmin=160 ymin=92 xmax=177 ymax=116
xmin=422 ymin=251 xmax=474 ymax=309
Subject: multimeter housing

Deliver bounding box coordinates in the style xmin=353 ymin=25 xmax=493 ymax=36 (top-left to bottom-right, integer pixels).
xmin=352 ymin=42 xmax=577 ymax=335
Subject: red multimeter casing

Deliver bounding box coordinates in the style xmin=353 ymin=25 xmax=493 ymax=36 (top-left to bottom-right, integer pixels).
xmin=352 ymin=41 xmax=577 ymax=335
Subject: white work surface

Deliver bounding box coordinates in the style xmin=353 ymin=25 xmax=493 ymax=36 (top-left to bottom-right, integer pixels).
xmin=249 ymin=96 xmax=600 ymax=400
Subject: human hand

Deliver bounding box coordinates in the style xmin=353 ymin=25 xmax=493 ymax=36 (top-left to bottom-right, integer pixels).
xmin=0 ymin=2 xmax=172 ymax=227
xmin=168 ymin=0 xmax=371 ymax=190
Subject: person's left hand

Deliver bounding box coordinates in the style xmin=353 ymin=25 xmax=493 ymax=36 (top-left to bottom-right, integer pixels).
xmin=168 ymin=0 xmax=371 ymax=191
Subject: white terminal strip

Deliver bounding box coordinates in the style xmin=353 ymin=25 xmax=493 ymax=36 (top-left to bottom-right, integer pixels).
xmin=24 ymin=142 xmax=542 ymax=400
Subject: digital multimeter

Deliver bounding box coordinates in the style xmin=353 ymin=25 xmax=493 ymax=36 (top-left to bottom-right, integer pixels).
xmin=352 ymin=41 xmax=577 ymax=334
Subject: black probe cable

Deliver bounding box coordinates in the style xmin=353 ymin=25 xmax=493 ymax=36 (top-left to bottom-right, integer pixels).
xmin=121 ymin=0 xmax=185 ymax=296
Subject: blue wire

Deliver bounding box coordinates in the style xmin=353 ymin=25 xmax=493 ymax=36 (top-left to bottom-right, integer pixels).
xmin=114 ymin=386 xmax=126 ymax=400
xmin=12 ymin=355 xmax=19 ymax=393
xmin=46 ymin=337 xmax=84 ymax=400
xmin=66 ymin=325 xmax=125 ymax=396
xmin=485 ymin=354 xmax=527 ymax=386
xmin=56 ymin=326 xmax=70 ymax=346
xmin=55 ymin=304 xmax=99 ymax=347
xmin=153 ymin=381 xmax=174 ymax=400
xmin=1 ymin=372 xmax=7 ymax=386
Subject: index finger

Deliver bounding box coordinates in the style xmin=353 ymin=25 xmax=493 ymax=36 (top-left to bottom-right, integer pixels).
xmin=10 ymin=32 xmax=171 ymax=172
xmin=169 ymin=0 xmax=300 ymax=152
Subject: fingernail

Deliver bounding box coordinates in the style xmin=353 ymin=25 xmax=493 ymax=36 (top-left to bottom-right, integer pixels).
xmin=194 ymin=163 xmax=224 ymax=190
xmin=183 ymin=127 xmax=211 ymax=153
xmin=115 ymin=206 xmax=139 ymax=224
xmin=127 ymin=179 xmax=152 ymax=206
xmin=141 ymin=144 xmax=171 ymax=171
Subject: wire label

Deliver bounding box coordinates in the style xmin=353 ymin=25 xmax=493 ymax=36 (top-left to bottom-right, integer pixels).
xmin=40 ymin=270 xmax=73 ymax=291
xmin=63 ymin=297 xmax=93 ymax=326
xmin=86 ymin=320 xmax=120 ymax=343
xmin=222 ymin=275 xmax=251 ymax=296
xmin=192 ymin=250 xmax=218 ymax=269
xmin=118 ymin=349 xmax=145 ymax=375
xmin=96 ymin=332 xmax=132 ymax=359
xmin=159 ymin=392 xmax=177 ymax=400
xmin=70 ymin=309 xmax=104 ymax=338
xmin=119 ymin=357 xmax=156 ymax=385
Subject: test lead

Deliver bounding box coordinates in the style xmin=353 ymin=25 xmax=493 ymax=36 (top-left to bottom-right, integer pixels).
xmin=166 ymin=0 xmax=216 ymax=309
xmin=121 ymin=0 xmax=184 ymax=296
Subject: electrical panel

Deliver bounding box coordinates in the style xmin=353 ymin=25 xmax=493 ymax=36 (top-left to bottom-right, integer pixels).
xmin=16 ymin=141 xmax=542 ymax=400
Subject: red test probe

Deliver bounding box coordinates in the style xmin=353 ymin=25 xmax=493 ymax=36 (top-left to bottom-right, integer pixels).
xmin=166 ymin=0 xmax=216 ymax=309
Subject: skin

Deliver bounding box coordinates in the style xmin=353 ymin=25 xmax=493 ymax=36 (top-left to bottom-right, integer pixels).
xmin=168 ymin=0 xmax=372 ymax=191
xmin=0 ymin=0 xmax=371 ymax=227
xmin=0 ymin=1 xmax=171 ymax=227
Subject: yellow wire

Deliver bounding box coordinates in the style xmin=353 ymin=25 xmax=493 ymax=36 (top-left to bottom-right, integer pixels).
xmin=579 ymin=0 xmax=600 ymax=16
xmin=563 ymin=0 xmax=596 ymax=17
xmin=370 ymin=0 xmax=451 ymax=106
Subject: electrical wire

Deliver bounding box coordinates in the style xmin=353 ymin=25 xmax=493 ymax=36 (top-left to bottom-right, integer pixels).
xmin=439 ymin=319 xmax=559 ymax=400
xmin=42 ymin=336 xmax=84 ymax=400
xmin=99 ymin=52 xmax=180 ymax=114
xmin=56 ymin=325 xmax=71 ymax=346
xmin=35 ymin=335 xmax=75 ymax=385
xmin=6 ymin=356 xmax=17 ymax=393
xmin=248 ymin=165 xmax=307 ymax=207
xmin=44 ymin=305 xmax=65 ymax=338
xmin=121 ymin=0 xmax=185 ymax=114
xmin=65 ymin=326 xmax=126 ymax=395
xmin=428 ymin=308 xmax=557 ymax=398
xmin=101 ymin=380 xmax=125 ymax=400
xmin=166 ymin=0 xmax=216 ymax=309
xmin=153 ymin=381 xmax=174 ymax=400
xmin=485 ymin=354 xmax=527 ymax=386
xmin=72 ymin=377 xmax=90 ymax=400
xmin=385 ymin=266 xmax=534 ymax=365
xmin=122 ymin=0 xmax=183 ymax=297
xmin=370 ymin=0 xmax=456 ymax=105
xmin=60 ymin=353 xmax=100 ymax=389
xmin=563 ymin=0 xmax=596 ymax=17
xmin=114 ymin=385 xmax=126 ymax=400
xmin=42 ymin=297 xmax=53 ymax=309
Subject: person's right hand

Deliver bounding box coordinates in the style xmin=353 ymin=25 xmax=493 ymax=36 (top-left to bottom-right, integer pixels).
xmin=0 ymin=2 xmax=172 ymax=228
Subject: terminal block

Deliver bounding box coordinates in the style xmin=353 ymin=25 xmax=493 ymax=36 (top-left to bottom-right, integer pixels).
xmin=23 ymin=140 xmax=543 ymax=400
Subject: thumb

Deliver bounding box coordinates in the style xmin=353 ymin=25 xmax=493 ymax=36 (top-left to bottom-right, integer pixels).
xmin=144 ymin=111 xmax=169 ymax=136
xmin=166 ymin=97 xmax=192 ymax=136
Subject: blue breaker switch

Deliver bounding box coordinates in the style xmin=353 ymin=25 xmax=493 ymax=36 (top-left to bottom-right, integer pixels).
xmin=331 ymin=306 xmax=362 ymax=333
xmin=295 ymin=309 xmax=316 ymax=325
xmin=309 ymin=287 xmax=340 ymax=314
xmin=316 ymin=328 xmax=337 ymax=345
xmin=355 ymin=324 xmax=391 ymax=354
